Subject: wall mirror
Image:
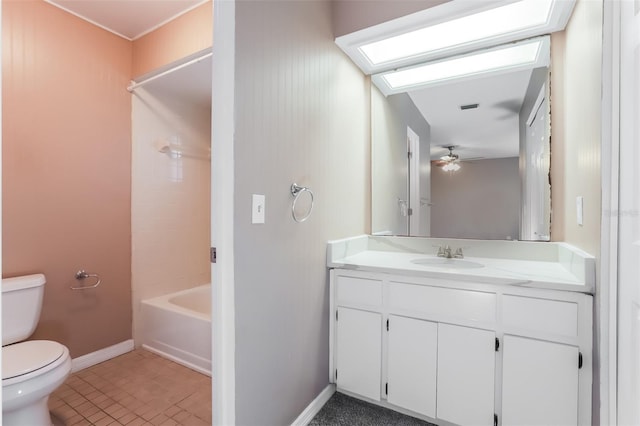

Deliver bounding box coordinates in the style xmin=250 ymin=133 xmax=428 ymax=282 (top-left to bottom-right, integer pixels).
xmin=371 ymin=36 xmax=552 ymax=240
xmin=334 ymin=0 xmax=575 ymax=241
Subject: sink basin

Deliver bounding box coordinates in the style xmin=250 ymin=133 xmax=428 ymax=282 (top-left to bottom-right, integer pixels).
xmin=410 ymin=257 xmax=484 ymax=269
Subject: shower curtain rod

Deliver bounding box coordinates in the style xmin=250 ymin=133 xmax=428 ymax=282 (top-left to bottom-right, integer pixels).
xmin=127 ymin=51 xmax=213 ymax=93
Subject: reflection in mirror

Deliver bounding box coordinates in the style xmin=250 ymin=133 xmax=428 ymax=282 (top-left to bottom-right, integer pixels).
xmin=371 ymin=38 xmax=551 ymax=241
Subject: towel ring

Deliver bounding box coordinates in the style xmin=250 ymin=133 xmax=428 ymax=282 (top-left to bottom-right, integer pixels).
xmin=70 ymin=270 xmax=101 ymax=290
xmin=291 ymin=183 xmax=314 ymax=223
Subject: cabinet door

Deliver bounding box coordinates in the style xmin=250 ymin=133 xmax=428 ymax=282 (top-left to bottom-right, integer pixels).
xmin=336 ymin=307 xmax=382 ymax=401
xmin=387 ymin=315 xmax=438 ymax=417
xmin=502 ymin=335 xmax=579 ymax=426
xmin=437 ymin=323 xmax=495 ymax=426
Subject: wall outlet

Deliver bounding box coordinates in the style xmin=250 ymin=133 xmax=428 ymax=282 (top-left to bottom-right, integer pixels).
xmin=252 ymin=194 xmax=265 ymax=224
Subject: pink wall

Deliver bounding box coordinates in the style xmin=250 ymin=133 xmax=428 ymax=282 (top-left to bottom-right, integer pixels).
xmin=2 ymin=0 xmax=133 ymax=357
xmin=132 ymin=1 xmax=213 ymax=78
xmin=3 ymin=0 xmax=214 ymax=358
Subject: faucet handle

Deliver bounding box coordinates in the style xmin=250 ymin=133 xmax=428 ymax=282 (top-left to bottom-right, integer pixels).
xmin=453 ymin=248 xmax=464 ymax=258
xmin=437 ymin=245 xmax=446 ymax=257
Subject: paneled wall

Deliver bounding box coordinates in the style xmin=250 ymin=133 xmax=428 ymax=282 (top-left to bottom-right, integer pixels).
xmin=2 ymin=0 xmax=133 ymax=357
xmin=233 ymin=1 xmax=370 ymax=423
xmin=550 ymin=0 xmax=603 ymax=423
xmin=550 ymin=0 xmax=602 ymax=258
xmin=2 ymin=0 xmax=213 ymax=358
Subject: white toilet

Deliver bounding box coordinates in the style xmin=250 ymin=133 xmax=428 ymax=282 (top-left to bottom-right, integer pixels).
xmin=2 ymin=274 xmax=72 ymax=425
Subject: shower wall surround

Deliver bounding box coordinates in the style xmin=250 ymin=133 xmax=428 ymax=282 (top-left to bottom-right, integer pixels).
xmin=131 ymin=88 xmax=211 ymax=344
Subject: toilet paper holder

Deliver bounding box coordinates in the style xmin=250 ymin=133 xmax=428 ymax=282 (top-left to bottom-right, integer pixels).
xmin=70 ymin=270 xmax=102 ymax=290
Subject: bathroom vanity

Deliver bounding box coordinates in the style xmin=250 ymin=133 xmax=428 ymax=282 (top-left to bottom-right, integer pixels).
xmin=327 ymin=236 xmax=594 ymax=426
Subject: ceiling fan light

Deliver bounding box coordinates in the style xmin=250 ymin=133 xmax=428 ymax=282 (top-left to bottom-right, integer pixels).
xmin=442 ymin=162 xmax=461 ymax=172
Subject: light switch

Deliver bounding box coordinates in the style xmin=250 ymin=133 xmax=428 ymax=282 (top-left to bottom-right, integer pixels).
xmin=252 ymin=194 xmax=265 ymax=224
xmin=576 ymin=196 xmax=583 ymax=226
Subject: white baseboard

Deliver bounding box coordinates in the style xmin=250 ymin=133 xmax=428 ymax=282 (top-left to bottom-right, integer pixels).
xmin=71 ymin=339 xmax=134 ymax=373
xmin=141 ymin=344 xmax=211 ymax=377
xmin=291 ymin=384 xmax=336 ymax=426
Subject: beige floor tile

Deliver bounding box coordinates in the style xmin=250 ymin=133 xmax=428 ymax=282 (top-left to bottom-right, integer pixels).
xmin=49 ymin=349 xmax=211 ymax=426
xmin=148 ymin=414 xmax=170 ymax=425
xmin=171 ymin=409 xmax=192 ymax=423
xmin=86 ymin=410 xmax=108 ymax=423
xmin=118 ymin=412 xmax=139 ymax=424
xmin=163 ymin=405 xmax=181 ymax=418
xmin=125 ymin=417 xmax=148 ymax=426
xmin=94 ymin=415 xmax=117 ymax=426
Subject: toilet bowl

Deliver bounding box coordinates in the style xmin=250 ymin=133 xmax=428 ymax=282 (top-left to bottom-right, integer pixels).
xmin=2 ymin=274 xmax=71 ymax=425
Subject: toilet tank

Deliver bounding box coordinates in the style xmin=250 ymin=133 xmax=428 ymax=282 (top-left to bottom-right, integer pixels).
xmin=2 ymin=274 xmax=46 ymax=346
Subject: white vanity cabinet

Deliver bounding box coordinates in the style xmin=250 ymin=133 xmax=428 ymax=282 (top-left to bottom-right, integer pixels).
xmin=335 ymin=307 xmax=382 ymax=401
xmin=333 ymin=273 xmax=384 ymax=401
xmin=386 ymin=315 xmax=437 ymax=417
xmin=329 ymin=269 xmax=593 ymax=426
xmin=436 ymin=323 xmax=496 ymax=426
xmin=501 ymin=335 xmax=579 ymax=426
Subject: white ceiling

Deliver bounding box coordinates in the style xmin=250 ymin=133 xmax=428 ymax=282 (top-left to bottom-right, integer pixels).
xmin=408 ymin=69 xmax=534 ymax=161
xmin=45 ymin=0 xmax=207 ymax=40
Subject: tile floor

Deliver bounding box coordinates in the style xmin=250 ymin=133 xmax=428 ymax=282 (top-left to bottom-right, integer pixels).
xmin=48 ymin=349 xmax=211 ymax=426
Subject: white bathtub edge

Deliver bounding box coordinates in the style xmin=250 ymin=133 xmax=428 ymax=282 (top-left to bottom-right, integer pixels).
xmin=142 ymin=344 xmax=211 ymax=377
xmin=71 ymin=339 xmax=134 ymax=373
xmin=291 ymin=384 xmax=336 ymax=426
xmin=142 ymin=284 xmax=211 ymax=321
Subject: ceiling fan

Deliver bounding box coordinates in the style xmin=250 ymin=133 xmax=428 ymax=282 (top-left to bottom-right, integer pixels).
xmin=432 ymin=146 xmax=483 ymax=171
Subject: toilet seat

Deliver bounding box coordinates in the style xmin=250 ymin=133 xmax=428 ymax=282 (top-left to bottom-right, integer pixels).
xmin=3 ymin=340 xmax=67 ymax=385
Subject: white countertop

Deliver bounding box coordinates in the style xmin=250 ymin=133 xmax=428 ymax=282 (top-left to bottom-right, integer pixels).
xmin=327 ymin=236 xmax=595 ymax=294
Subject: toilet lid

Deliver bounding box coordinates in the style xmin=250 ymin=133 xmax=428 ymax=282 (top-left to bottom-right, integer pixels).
xmin=2 ymin=340 xmax=65 ymax=380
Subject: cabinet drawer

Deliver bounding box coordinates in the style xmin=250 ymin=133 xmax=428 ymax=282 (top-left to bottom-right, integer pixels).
xmin=336 ymin=275 xmax=383 ymax=308
xmin=388 ymin=282 xmax=496 ymax=324
xmin=502 ymin=295 xmax=578 ymax=338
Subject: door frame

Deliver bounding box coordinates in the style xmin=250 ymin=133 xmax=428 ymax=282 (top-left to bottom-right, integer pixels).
xmin=211 ymin=0 xmax=236 ymax=424
xmin=408 ymin=126 xmax=420 ymax=236
xmin=600 ymin=1 xmax=620 ymax=425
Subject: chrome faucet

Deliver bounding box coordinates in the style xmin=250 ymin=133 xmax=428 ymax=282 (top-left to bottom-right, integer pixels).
xmin=437 ymin=245 xmax=464 ymax=259
xmin=437 ymin=245 xmax=452 ymax=258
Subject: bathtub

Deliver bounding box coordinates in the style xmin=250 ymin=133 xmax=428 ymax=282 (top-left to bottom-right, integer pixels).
xmin=141 ymin=284 xmax=211 ymax=376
